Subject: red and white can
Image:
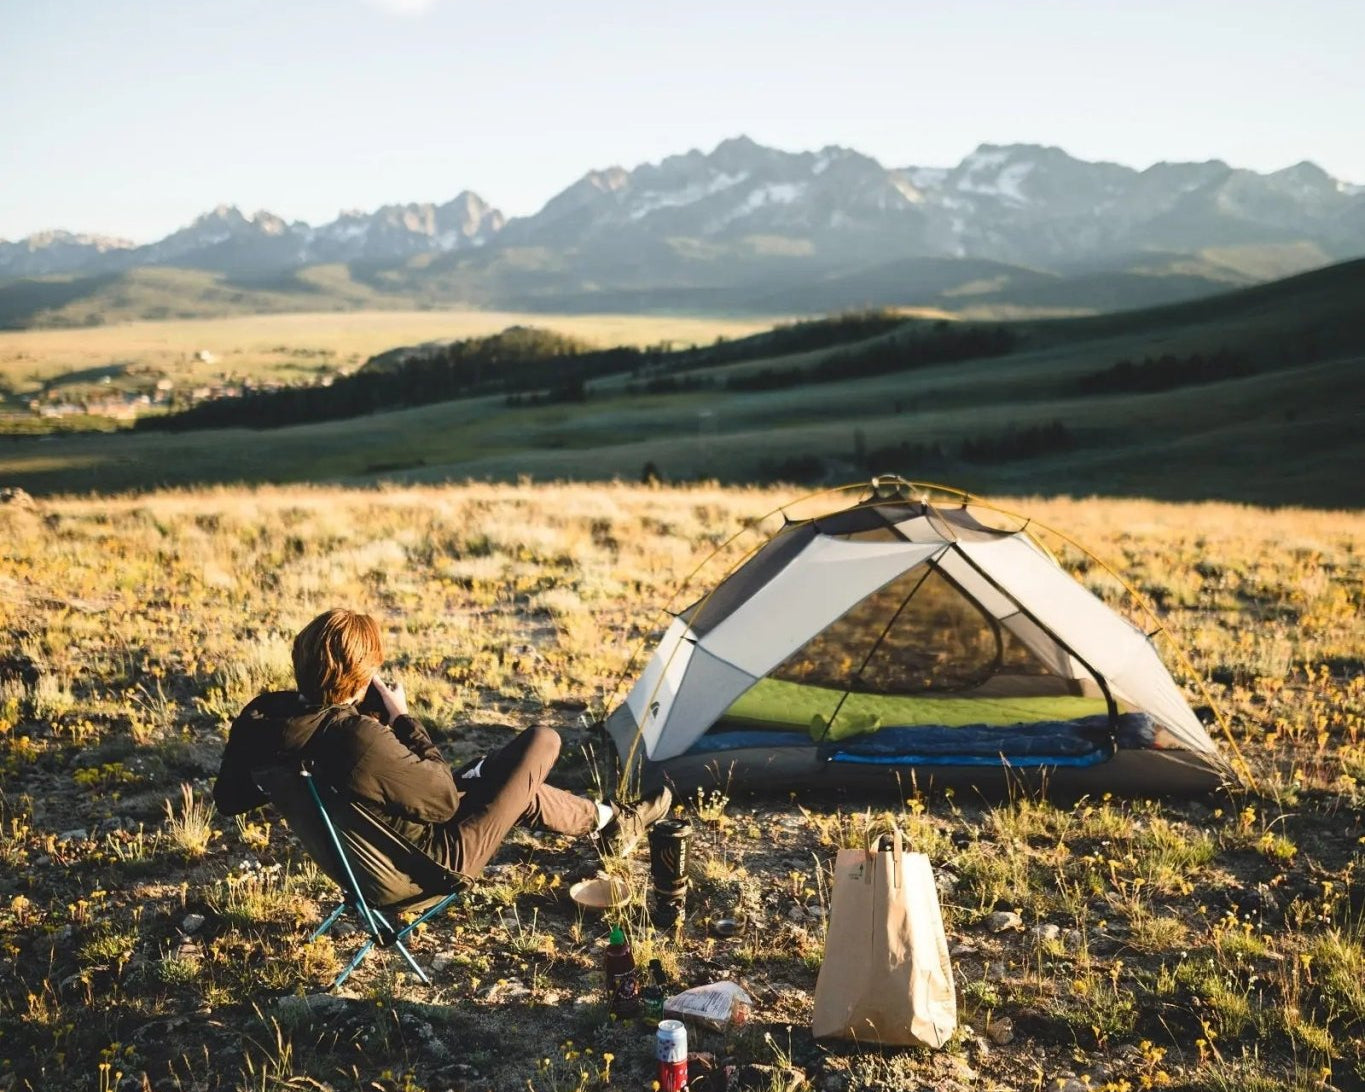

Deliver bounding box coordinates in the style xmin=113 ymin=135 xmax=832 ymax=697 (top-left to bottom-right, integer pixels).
xmin=656 ymin=1019 xmax=688 ymax=1092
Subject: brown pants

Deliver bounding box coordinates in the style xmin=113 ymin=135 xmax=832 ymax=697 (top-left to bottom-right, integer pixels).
xmin=436 ymin=726 xmax=598 ymax=877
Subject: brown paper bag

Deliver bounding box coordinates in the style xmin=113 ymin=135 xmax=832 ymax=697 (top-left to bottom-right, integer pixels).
xmin=811 ymin=829 xmax=956 ymax=1048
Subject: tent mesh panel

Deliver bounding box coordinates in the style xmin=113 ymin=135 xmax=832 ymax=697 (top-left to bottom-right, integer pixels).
xmin=768 ymin=561 xmax=1064 ymax=695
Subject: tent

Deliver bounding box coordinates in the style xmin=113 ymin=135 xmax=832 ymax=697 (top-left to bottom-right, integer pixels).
xmin=606 ymin=479 xmax=1232 ymax=797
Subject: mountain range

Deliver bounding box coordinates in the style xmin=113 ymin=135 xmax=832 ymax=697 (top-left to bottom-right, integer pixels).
xmin=0 ymin=192 xmax=504 ymax=278
xmin=4 ymin=137 xmax=1364 ymax=323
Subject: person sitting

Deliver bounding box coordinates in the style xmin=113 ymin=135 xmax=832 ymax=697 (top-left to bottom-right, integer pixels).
xmin=213 ymin=608 xmax=670 ymax=876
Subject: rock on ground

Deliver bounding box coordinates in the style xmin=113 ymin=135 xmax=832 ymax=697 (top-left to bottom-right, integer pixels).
xmin=986 ymin=910 xmax=1022 ymax=932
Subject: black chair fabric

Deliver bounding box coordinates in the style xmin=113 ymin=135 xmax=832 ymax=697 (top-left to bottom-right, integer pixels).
xmin=254 ymin=764 xmax=463 ymax=915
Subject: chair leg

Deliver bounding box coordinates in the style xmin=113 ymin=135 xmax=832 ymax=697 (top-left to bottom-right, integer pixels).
xmin=394 ymin=893 xmax=461 ymax=944
xmin=323 ymin=896 xmax=459 ymax=989
xmin=311 ymin=901 xmax=347 ymax=942
xmin=373 ymin=909 xmax=434 ymax=985
xmin=331 ymin=937 xmax=375 ymax=990
xmin=391 ymin=940 xmax=432 ymax=986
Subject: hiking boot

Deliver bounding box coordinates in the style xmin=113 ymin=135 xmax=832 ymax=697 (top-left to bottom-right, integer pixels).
xmin=596 ymin=786 xmax=673 ymax=857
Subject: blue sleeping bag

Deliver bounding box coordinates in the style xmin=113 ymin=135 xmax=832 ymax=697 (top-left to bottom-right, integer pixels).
xmin=684 ymin=713 xmax=1154 ymax=768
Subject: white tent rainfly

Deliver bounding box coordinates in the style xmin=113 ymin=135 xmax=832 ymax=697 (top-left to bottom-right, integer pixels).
xmin=606 ymin=479 xmax=1231 ymax=796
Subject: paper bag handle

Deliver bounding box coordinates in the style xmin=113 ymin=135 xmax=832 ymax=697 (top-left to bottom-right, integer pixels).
xmin=865 ymin=827 xmax=904 ymax=889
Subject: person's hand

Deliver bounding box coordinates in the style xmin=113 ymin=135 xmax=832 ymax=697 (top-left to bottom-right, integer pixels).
xmin=370 ymin=676 xmax=408 ymax=720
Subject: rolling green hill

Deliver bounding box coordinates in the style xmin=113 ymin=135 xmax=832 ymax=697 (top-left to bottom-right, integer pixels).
xmin=1 ymin=260 xmax=1361 ymax=506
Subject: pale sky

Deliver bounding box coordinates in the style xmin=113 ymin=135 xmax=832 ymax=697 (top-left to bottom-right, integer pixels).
xmin=3 ymin=0 xmax=1363 ymax=242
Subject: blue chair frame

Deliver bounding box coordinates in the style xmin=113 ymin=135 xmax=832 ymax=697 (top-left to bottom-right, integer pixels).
xmin=255 ymin=764 xmax=464 ymax=989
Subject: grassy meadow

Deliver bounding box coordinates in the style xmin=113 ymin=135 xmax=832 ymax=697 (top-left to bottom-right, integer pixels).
xmin=0 ymin=310 xmax=782 ymax=409
xmin=1 ymin=482 xmax=1362 ymax=1091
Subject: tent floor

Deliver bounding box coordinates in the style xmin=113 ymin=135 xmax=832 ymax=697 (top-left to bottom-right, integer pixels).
xmin=637 ymin=745 xmax=1226 ymax=801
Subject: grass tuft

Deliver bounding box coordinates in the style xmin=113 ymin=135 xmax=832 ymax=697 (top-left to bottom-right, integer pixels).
xmin=162 ymin=782 xmax=216 ymax=859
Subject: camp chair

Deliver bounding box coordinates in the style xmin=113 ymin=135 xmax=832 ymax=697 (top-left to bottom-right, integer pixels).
xmin=253 ymin=762 xmax=464 ymax=989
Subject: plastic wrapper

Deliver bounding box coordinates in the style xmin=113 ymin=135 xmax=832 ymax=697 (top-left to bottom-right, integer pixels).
xmin=662 ymin=980 xmax=754 ymax=1032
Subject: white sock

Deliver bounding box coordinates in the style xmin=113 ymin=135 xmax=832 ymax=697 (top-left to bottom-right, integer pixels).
xmin=595 ymin=802 xmax=614 ymax=831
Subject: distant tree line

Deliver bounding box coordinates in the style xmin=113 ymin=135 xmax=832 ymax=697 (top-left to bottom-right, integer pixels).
xmin=692 ymin=310 xmax=908 ymax=366
xmin=861 ymin=439 xmax=949 ymax=471
xmin=758 ymin=419 xmax=1076 ymax=483
xmin=504 ymin=376 xmax=589 ymax=406
xmin=867 ymin=420 xmax=1073 ymax=468
xmin=138 ymin=328 xmax=615 ymax=431
xmin=137 ymin=311 xmax=918 ymax=432
xmin=1076 ymin=349 xmax=1252 ymax=395
xmin=959 ymin=420 xmax=1075 ymax=462
xmin=621 ymin=375 xmax=718 ymax=396
xmin=726 ymin=322 xmax=1017 ymax=392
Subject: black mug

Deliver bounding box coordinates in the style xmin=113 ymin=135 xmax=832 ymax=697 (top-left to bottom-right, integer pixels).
xmin=648 ymin=818 xmax=692 ymax=927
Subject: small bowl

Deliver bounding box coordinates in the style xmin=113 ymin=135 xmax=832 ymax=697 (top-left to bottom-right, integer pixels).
xmin=709 ymin=912 xmax=748 ymax=938
xmin=570 ymin=876 xmax=631 ymax=910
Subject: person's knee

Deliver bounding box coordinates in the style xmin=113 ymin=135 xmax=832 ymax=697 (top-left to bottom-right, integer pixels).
xmin=524 ymin=726 xmax=561 ymax=765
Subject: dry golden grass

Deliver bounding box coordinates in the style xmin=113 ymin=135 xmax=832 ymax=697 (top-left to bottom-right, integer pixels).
xmin=0 ymin=482 xmax=1361 ymax=1091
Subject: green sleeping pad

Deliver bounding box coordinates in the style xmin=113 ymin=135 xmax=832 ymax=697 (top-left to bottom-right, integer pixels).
xmin=723 ymin=677 xmax=1109 ymax=742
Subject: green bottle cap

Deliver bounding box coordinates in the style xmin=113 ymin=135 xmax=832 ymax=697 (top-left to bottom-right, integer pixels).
xmin=609 ymin=925 xmax=625 ymax=946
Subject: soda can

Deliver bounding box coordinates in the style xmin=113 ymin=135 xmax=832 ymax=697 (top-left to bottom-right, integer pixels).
xmin=656 ymin=1019 xmax=688 ymax=1092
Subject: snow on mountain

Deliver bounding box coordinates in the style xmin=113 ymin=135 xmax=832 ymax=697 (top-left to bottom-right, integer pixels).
xmin=907 ymin=167 xmax=949 ymax=190
xmin=708 ymin=181 xmax=810 ymax=230
xmin=954 ymin=148 xmax=1014 ymax=195
xmin=956 ymin=159 xmax=1035 ymax=203
xmin=627 ymin=171 xmax=749 ymax=222
xmin=317 ymin=212 xmax=372 ymax=244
